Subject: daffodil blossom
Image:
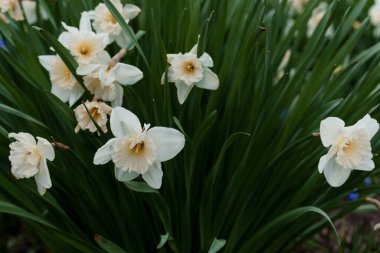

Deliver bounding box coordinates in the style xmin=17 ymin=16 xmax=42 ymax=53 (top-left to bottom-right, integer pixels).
xmin=307 ymin=2 xmax=333 ymax=38
xmin=93 ymin=107 xmax=185 ymax=189
xmin=9 ymin=132 xmax=55 ymax=195
xmin=318 ymin=115 xmax=379 ymax=187
xmin=77 ymin=51 xmax=143 ymax=106
xmin=38 ymin=54 xmax=84 ymax=107
xmin=90 ymin=0 xmax=141 ymax=48
xmin=289 ymin=0 xmax=309 ymax=14
xmin=369 ymin=0 xmax=380 ymax=37
xmin=162 ymin=44 xmax=219 ymax=104
xmin=0 ymin=0 xmax=23 ymax=21
xmin=58 ymin=12 xmax=110 ymax=65
xmin=74 ymin=100 xmax=112 ymax=134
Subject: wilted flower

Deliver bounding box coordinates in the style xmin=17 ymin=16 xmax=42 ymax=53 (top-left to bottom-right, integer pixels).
xmin=94 ymin=107 xmax=185 ymax=189
xmin=90 ymin=0 xmax=141 ymax=48
xmin=74 ymin=100 xmax=112 ymax=134
xmin=318 ymin=115 xmax=379 ymax=187
xmin=77 ymin=50 xmax=143 ymax=106
xmin=9 ymin=132 xmax=55 ymax=195
xmin=59 ymin=12 xmax=110 ymax=65
xmin=38 ymin=55 xmax=84 ymax=107
xmin=162 ymin=44 xmax=219 ymax=104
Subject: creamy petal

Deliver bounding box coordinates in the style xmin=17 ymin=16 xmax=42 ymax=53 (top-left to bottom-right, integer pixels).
xmin=110 ymin=107 xmax=141 ymax=138
xmin=356 ymin=159 xmax=375 ymax=171
xmin=114 ymin=167 xmax=139 ymax=182
xmin=111 ymin=84 xmax=124 ymax=107
xmin=123 ymin=4 xmax=141 ymax=20
xmin=115 ymin=63 xmax=143 ymax=85
xmin=68 ymin=84 xmax=85 ymax=107
xmin=175 ymin=81 xmax=194 ymax=104
xmin=79 ymin=11 xmax=93 ymax=31
xmin=38 ymin=55 xmax=56 ymax=72
xmin=353 ymin=114 xmax=379 ymax=139
xmin=94 ymin=138 xmax=119 ymax=165
xmin=196 ymin=68 xmax=219 ymax=90
xmin=8 ymin=132 xmax=36 ymax=146
xmin=37 ymin=137 xmax=55 ymax=161
xmin=77 ymin=64 xmax=102 ymax=76
xmin=318 ymin=146 xmax=337 ymax=173
xmin=22 ymin=0 xmax=37 ymax=24
xmin=199 ymin=52 xmax=213 ymax=67
xmin=142 ymin=162 xmax=163 ymax=189
xmin=320 ymin=117 xmax=345 ymax=147
xmin=147 ymin=127 xmax=185 ymax=162
xmin=323 ymin=158 xmax=351 ymax=187
xmin=35 ymin=159 xmax=52 ymax=196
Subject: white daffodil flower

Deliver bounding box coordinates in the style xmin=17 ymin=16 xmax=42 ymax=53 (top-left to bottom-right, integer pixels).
xmin=369 ymin=0 xmax=380 ymax=37
xmin=77 ymin=51 xmax=143 ymax=107
xmin=289 ymin=0 xmax=309 ymax=14
xmin=0 ymin=0 xmax=23 ymax=21
xmin=9 ymin=132 xmax=55 ymax=195
xmin=318 ymin=115 xmax=379 ymax=187
xmin=90 ymin=0 xmax=141 ymax=48
xmin=93 ymin=107 xmax=185 ymax=189
xmin=307 ymin=2 xmax=333 ymax=38
xmin=162 ymin=44 xmax=219 ymax=104
xmin=74 ymin=100 xmax=112 ymax=134
xmin=38 ymin=55 xmax=84 ymax=107
xmin=58 ymin=12 xmax=110 ymax=65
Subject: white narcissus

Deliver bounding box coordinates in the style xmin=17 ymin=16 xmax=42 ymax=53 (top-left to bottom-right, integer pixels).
xmin=0 ymin=0 xmax=23 ymax=21
xmin=77 ymin=51 xmax=143 ymax=107
xmin=9 ymin=133 xmax=55 ymax=195
xmin=369 ymin=0 xmax=380 ymax=37
xmin=290 ymin=0 xmax=309 ymax=14
xmin=58 ymin=12 xmax=110 ymax=65
xmin=38 ymin=55 xmax=84 ymax=107
xmin=318 ymin=115 xmax=379 ymax=187
xmin=93 ymin=107 xmax=185 ymax=189
xmin=74 ymin=100 xmax=112 ymax=134
xmin=90 ymin=0 xmax=141 ymax=48
xmin=162 ymin=44 xmax=219 ymax=104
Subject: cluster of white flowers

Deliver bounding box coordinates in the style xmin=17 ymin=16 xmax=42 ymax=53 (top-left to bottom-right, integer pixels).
xmin=0 ymin=0 xmax=47 ymax=24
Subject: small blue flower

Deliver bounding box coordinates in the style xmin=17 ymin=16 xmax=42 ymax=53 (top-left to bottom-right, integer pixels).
xmin=364 ymin=177 xmax=372 ymax=186
xmin=347 ymin=192 xmax=359 ymax=201
xmin=0 ymin=38 xmax=6 ymax=49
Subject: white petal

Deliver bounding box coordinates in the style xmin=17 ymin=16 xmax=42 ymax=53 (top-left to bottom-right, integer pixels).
xmin=22 ymin=0 xmax=37 ymax=24
xmin=68 ymin=84 xmax=85 ymax=107
xmin=115 ymin=63 xmax=143 ymax=85
xmin=77 ymin=64 xmax=102 ymax=76
xmin=353 ymin=114 xmax=379 ymax=139
xmin=167 ymin=54 xmax=180 ymax=65
xmin=8 ymin=132 xmax=36 ymax=146
xmin=323 ymin=159 xmax=351 ymax=187
xmin=142 ymin=162 xmax=163 ymax=189
xmin=320 ymin=117 xmax=345 ymax=147
xmin=99 ymin=67 xmax=116 ymax=86
xmin=199 ymin=53 xmax=213 ymax=67
xmin=318 ymin=146 xmax=337 ymax=173
xmin=356 ymin=159 xmax=375 ymax=171
xmin=111 ymin=84 xmax=124 ymax=107
xmin=61 ymin=22 xmax=78 ymax=34
xmin=190 ymin=44 xmax=198 ymax=55
xmin=123 ymin=4 xmax=141 ymax=20
xmin=114 ymin=167 xmax=139 ymax=182
xmin=79 ymin=11 xmax=93 ymax=31
xmin=38 ymin=55 xmax=56 ymax=71
xmin=57 ymin=32 xmax=71 ymax=48
xmin=147 ymin=127 xmax=185 ymax=162
xmin=37 ymin=137 xmax=55 ymax=161
xmin=51 ymin=85 xmax=70 ymax=103
xmin=35 ymin=159 xmax=52 ymax=196
xmin=94 ymin=138 xmax=118 ymax=165
xmin=175 ymin=81 xmax=194 ymax=104
xmin=115 ymin=33 xmax=133 ymax=49
xmin=196 ymin=68 xmax=219 ymax=90
xmin=110 ymin=107 xmax=141 ymax=138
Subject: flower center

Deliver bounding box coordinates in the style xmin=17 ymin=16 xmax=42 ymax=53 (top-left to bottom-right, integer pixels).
xmin=131 ymin=142 xmax=144 ymax=154
xmin=183 ymin=61 xmax=196 ymax=73
xmin=107 ymin=12 xmax=117 ymax=24
xmin=80 ymin=47 xmax=89 ymax=55
xmin=89 ymin=107 xmax=100 ymax=120
xmin=342 ymin=141 xmax=353 ymax=154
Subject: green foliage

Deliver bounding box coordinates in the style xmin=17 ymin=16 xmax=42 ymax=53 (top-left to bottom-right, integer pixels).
xmin=0 ymin=0 xmax=379 ymax=252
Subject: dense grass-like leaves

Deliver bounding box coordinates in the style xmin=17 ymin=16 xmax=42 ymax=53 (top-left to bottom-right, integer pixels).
xmin=0 ymin=0 xmax=380 ymax=252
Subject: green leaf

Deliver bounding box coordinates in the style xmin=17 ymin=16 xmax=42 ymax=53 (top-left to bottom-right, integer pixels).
xmin=208 ymin=238 xmax=227 ymax=253
xmin=94 ymin=235 xmax=127 ymax=253
xmin=0 ymin=103 xmax=48 ymax=129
